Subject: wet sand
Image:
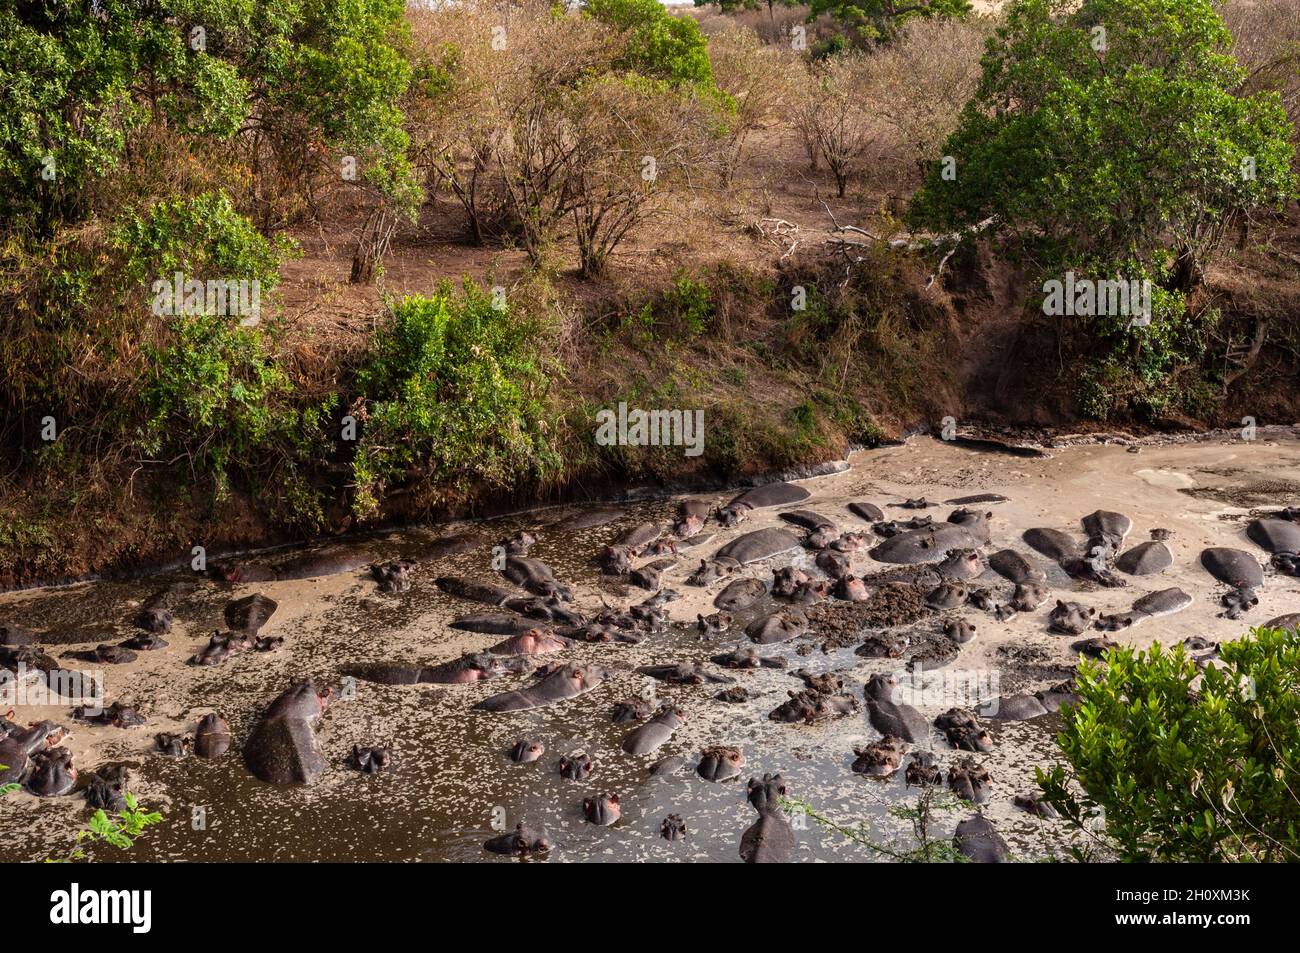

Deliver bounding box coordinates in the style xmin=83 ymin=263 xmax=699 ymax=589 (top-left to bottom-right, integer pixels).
xmin=1 ymin=429 xmax=1297 ymax=862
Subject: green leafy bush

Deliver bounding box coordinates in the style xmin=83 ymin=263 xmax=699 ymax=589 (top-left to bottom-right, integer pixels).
xmin=584 ymin=0 xmax=715 ymax=88
xmin=1039 ymin=627 xmax=1300 ymax=862
xmin=352 ymin=280 xmax=560 ymax=519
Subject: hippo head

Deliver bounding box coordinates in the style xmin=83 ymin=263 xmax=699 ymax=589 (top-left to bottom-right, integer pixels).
xmin=864 ymin=673 xmax=899 ymax=702
xmin=484 ymin=823 xmax=550 ymax=857
xmin=600 ymin=545 xmax=633 ymax=575
xmin=746 ymin=773 xmax=788 ymax=813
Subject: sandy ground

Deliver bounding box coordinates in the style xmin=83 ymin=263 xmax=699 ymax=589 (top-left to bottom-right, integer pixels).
xmin=1 ymin=428 xmax=1297 ymax=862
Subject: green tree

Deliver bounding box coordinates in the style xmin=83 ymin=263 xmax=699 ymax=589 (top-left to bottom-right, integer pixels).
xmin=806 ymin=0 xmax=971 ymax=47
xmin=1039 ymin=627 xmax=1300 ymax=863
xmin=909 ymin=0 xmax=1296 ymax=291
xmin=585 ymin=0 xmax=715 ymax=87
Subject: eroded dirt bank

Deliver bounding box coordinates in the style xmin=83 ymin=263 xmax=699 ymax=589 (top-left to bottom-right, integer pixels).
xmin=1 ymin=429 xmax=1297 ymax=862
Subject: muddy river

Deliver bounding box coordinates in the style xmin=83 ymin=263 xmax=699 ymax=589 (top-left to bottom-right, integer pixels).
xmin=2 ymin=428 xmax=1297 ymax=862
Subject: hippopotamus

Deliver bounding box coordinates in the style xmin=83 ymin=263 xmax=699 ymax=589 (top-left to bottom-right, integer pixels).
xmin=769 ymin=689 xmax=860 ymax=724
xmin=697 ymin=745 xmax=745 ymax=782
xmin=792 ymin=669 xmax=844 ymax=693
xmin=855 ymin=633 xmax=907 ymax=658
xmin=697 ymin=612 xmax=734 ymax=638
xmin=781 ymin=509 xmax=836 ymax=533
xmin=943 ymin=618 xmax=977 ymax=644
xmin=715 ymin=528 xmax=802 ymax=565
xmin=26 ymin=746 xmax=76 ymax=796
xmin=688 ymin=557 xmax=740 ymax=587
xmin=968 ymin=587 xmax=996 ymax=611
xmin=502 ymin=557 xmax=572 ymax=601
xmin=649 ymin=755 xmax=689 ymax=777
xmin=833 ymin=575 xmax=868 ymax=601
xmin=1274 ymin=552 xmax=1300 ymax=576
xmin=1200 ymin=548 xmax=1264 ymax=589
xmin=636 ymin=662 xmax=733 ymax=685
xmin=483 ymin=823 xmax=550 ymax=856
xmin=924 ymin=581 xmax=968 ymax=610
xmin=989 ymin=549 xmax=1047 ymax=584
xmin=503 ymin=594 xmax=584 ymax=626
xmin=583 ymin=794 xmax=621 ymax=825
xmin=194 ymin=713 xmax=232 ymax=759
xmin=740 ymin=773 xmax=795 ymax=864
xmin=864 ymin=674 xmax=928 ymax=742
xmin=0 ymin=720 xmax=66 ymax=785
xmin=815 ymin=549 xmax=851 ymax=579
xmin=714 ymin=576 xmax=768 ymax=611
xmin=488 ymin=629 xmax=571 ymax=656
xmin=191 ymin=633 xmax=249 ymax=667
xmin=1010 ymin=582 xmax=1050 ymax=612
xmin=475 ymin=662 xmax=610 ymax=712
xmin=630 ymin=558 xmax=675 ymax=592
xmin=848 ymin=501 xmax=884 ymax=522
xmin=74 ymin=701 xmax=145 ymax=728
xmin=63 ymin=644 xmax=137 ymax=665
xmin=500 ymin=530 xmax=538 ymax=556
xmin=987 ymin=693 xmax=1049 ymax=721
xmin=954 ymin=814 xmax=1008 ymax=863
xmin=450 ymin=613 xmax=539 ymax=636
xmin=155 ymin=732 xmax=191 ymax=757
xmin=1072 ymin=636 xmax=1118 ymax=659
xmin=132 ymin=584 xmax=189 ymax=634
xmin=947 ymin=757 xmax=992 ymax=803
xmin=851 ymin=736 xmax=906 ymax=776
xmin=214 ymin=548 xmax=372 ymax=583
xmin=1115 ymin=541 xmax=1172 ymax=576
xmin=642 ymin=539 xmax=680 ymax=558
xmin=371 ymin=559 xmax=416 ymax=594
xmin=345 ymin=653 xmax=520 ymax=686
xmin=1247 ymin=518 xmax=1300 ymax=555
xmin=1094 ymin=610 xmax=1137 ymax=631
xmin=1048 ymin=600 xmax=1095 ymax=635
xmin=121 ymin=633 xmax=168 ymax=651
xmin=661 ymin=814 xmax=688 ymax=841
xmin=789 ymin=579 xmax=830 ymax=604
xmin=509 ymin=739 xmax=545 ymax=763
xmin=244 ymin=680 xmax=333 ymax=785
xmin=829 ymin=531 xmax=873 ymax=553
xmin=772 ymin=566 xmax=810 ymax=598
xmin=562 ymin=621 xmax=638 ymax=645
xmin=1023 ymin=528 xmax=1080 ymax=562
xmin=1081 ymin=509 xmax=1131 ymax=550
xmin=905 ymin=751 xmax=942 ymax=787
xmin=716 ymin=686 xmax=750 ymax=703
xmin=893 ymin=497 xmax=931 ymax=510
xmin=938 ymin=549 xmax=985 ymax=580
xmin=718 ymin=483 xmax=810 ymax=527
xmin=947 ymin=493 xmax=1009 ymax=505
xmin=435 ymin=576 xmax=517 ymax=606
xmin=1127 ymin=587 xmax=1192 ymax=621
xmin=711 ymin=646 xmax=785 ymax=669
xmin=746 ymin=607 xmax=808 ymax=644
xmin=622 ymin=707 xmax=684 ymax=755
xmin=225 ymin=593 xmax=278 ymax=634
xmin=611 ymin=698 xmax=654 ymax=723
xmin=599 ymin=545 xmax=635 ymax=575
xmin=84 ymin=765 xmax=129 ymax=812
xmin=872 ymin=520 xmax=902 ymax=537
xmin=1014 ymin=794 xmax=1060 ymax=819
xmin=869 ymin=523 xmax=983 ymax=565
xmin=672 ymin=501 xmax=711 ymax=539
xmin=935 ymin=708 xmax=992 ymax=752
xmin=349 ymin=745 xmax=391 ymax=774
xmin=556 ymin=748 xmax=592 ymax=780
xmin=1221 ymin=586 xmax=1259 ymax=619
xmin=1265 ymin=613 xmax=1300 ymax=633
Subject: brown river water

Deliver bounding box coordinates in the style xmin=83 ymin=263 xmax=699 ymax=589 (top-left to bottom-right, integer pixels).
xmin=1 ymin=428 xmax=1297 ymax=862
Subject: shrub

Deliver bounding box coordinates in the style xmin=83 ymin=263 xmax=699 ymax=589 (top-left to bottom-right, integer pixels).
xmin=351 ymin=280 xmax=560 ymax=519
xmin=1039 ymin=627 xmax=1300 ymax=862
xmin=585 ymin=0 xmax=716 ymax=87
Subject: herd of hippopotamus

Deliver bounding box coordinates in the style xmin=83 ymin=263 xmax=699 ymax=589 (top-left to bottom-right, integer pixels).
xmin=3 ymin=474 xmax=1299 ymax=863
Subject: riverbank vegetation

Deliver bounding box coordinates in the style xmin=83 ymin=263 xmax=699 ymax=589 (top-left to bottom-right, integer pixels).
xmin=1 ymin=0 xmax=1297 ymax=582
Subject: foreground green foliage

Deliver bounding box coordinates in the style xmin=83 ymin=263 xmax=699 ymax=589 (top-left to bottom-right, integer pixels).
xmin=1040 ymin=627 xmax=1300 ymax=862
xmin=45 ymin=792 xmax=164 ymax=863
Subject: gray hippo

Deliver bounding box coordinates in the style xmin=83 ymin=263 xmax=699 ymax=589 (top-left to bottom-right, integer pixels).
xmin=194 ymin=713 xmax=232 ymax=759
xmin=864 ymin=673 xmax=928 ymax=743
xmin=954 ymin=814 xmax=1008 ymax=862
xmin=371 ymin=559 xmax=416 ymax=593
xmin=348 ymin=745 xmax=391 ymax=774
xmin=637 ymin=662 xmax=734 ymax=685
xmin=935 ymin=708 xmax=993 ymax=752
xmin=583 ymin=794 xmax=621 ymax=826
xmin=0 ymin=720 xmax=66 ymax=785
xmin=851 ymin=736 xmax=906 ymax=777
xmin=989 ymin=549 xmax=1047 ymax=584
xmin=509 ymin=739 xmax=545 ymax=763
xmin=483 ymin=823 xmax=550 ymax=856
xmin=740 ymin=774 xmax=795 ymax=863
xmin=1115 ymin=542 xmax=1172 ymax=576
xmin=697 ymin=745 xmax=745 ymax=782
xmin=947 ymin=756 xmax=993 ymax=803
xmin=769 ymin=689 xmax=860 ymax=725
xmin=715 ymin=528 xmax=802 ymax=565
xmin=84 ymin=765 xmax=129 ymax=812
xmin=344 ymin=653 xmax=521 ymax=685
xmin=474 ymin=663 xmax=610 ymax=712
xmin=244 ymin=679 xmax=333 ymax=785
xmin=661 ymin=814 xmax=688 ymax=841
xmin=714 ymin=576 xmax=768 ymax=610
xmin=1200 ymin=548 xmax=1264 ymax=589
xmin=435 ymin=576 xmax=518 ymax=606
xmin=673 ymin=500 xmax=711 ymax=539
xmin=1048 ymin=600 xmax=1095 ymax=635
xmin=559 ymin=751 xmax=593 ymax=780
xmin=502 ymin=557 xmax=572 ymax=601
xmin=25 ymin=746 xmax=76 ymax=796
xmin=746 ymin=608 xmax=808 ymax=644
xmin=450 ymin=613 xmax=540 ymax=636
xmin=487 ymin=629 xmax=571 ymax=656
xmin=622 ymin=707 xmax=684 ymax=755
xmin=225 ymin=594 xmax=278 ymax=634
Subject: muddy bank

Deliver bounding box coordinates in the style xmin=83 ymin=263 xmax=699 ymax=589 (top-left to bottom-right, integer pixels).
xmin=1 ymin=429 xmax=1297 ymax=862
